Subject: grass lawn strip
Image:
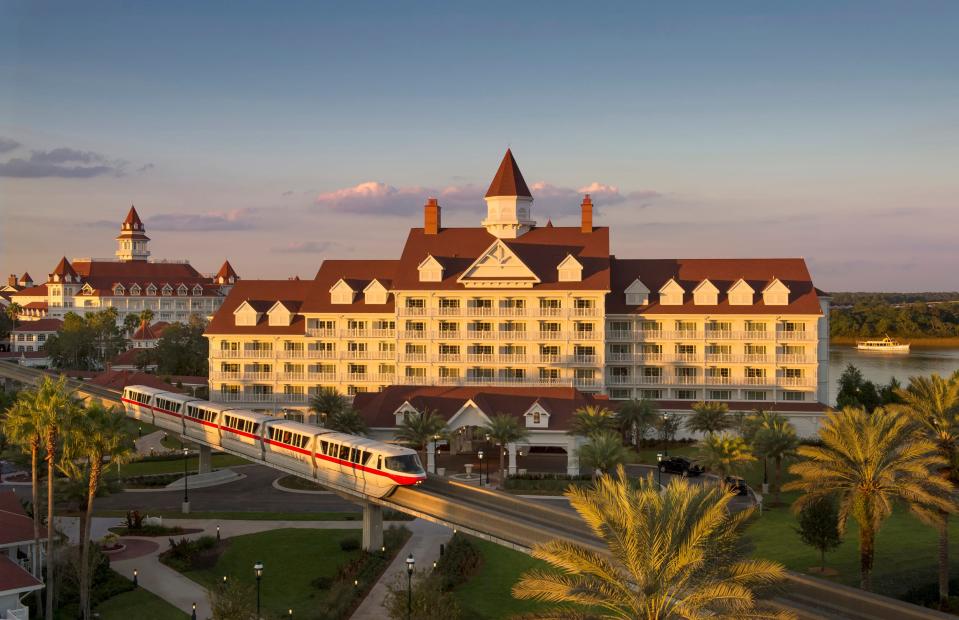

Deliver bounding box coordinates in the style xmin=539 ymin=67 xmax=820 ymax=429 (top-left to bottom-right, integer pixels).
xmin=93 ymin=509 xmax=366 ymax=521
xmin=108 ymin=453 xmax=249 ymax=477
xmin=95 ymin=586 xmax=188 ymax=620
xmin=453 ymin=536 xmax=554 ymax=619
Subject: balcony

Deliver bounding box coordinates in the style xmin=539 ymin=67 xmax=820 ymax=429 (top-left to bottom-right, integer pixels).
xmin=304 ymin=350 xmax=337 ymax=360
xmin=346 ymin=373 xmax=395 ymax=383
xmin=277 ymin=349 xmax=307 ymax=359
xmin=636 ymin=375 xmax=666 ymax=385
xmin=704 ymin=330 xmax=737 ymax=340
xmin=399 ymin=330 xmax=429 ymax=340
xmin=636 ymin=330 xmax=664 ymax=341
xmin=536 ymin=307 xmax=564 ymax=317
xmin=606 ymin=352 xmax=634 ymax=363
xmin=674 ymin=376 xmax=701 ymax=385
xmin=212 ymin=349 xmax=246 ymax=359
xmin=341 ymin=328 xmax=395 ymax=338
xmin=212 ymin=392 xmax=309 ymax=405
xmin=305 ymin=328 xmax=336 ymax=338
xmin=665 ymin=330 xmax=704 ymax=340
xmin=777 ymin=330 xmax=814 ymax=341
xmin=437 ymin=306 xmax=462 ymax=316
xmin=705 ymin=353 xmax=736 ymax=363
xmin=705 ymin=376 xmax=733 ymax=385
xmin=570 ymin=354 xmax=598 ymax=365
xmin=744 ymin=354 xmax=773 ymax=364
xmin=499 ymin=307 xmax=527 ymax=317
xmin=436 ymin=353 xmax=461 ymax=363
xmin=240 ymin=349 xmax=274 ymax=359
xmin=572 ymin=330 xmax=600 ymax=341
xmin=777 ymin=354 xmax=815 ymax=364
xmin=743 ymin=376 xmax=774 ymax=386
xmin=743 ymin=330 xmax=773 ymax=340
xmin=606 ymin=330 xmax=633 ymax=341
xmin=399 ymin=353 xmax=428 ymax=362
xmin=278 ymin=371 xmax=337 ymax=382
xmin=465 ymin=307 xmax=495 ymax=317
xmin=399 ymin=307 xmax=428 ymax=317
xmin=497 ymin=330 xmax=529 ymax=340
xmin=778 ymin=377 xmax=816 ymax=387
xmin=573 ymin=377 xmax=601 ymax=389
xmin=571 ymin=307 xmax=599 ymax=317
xmin=465 ymin=353 xmax=495 ymax=363
xmin=341 ymin=350 xmax=394 ymax=360
xmin=537 ymin=331 xmax=564 ymax=341
xmin=499 ymin=354 xmax=530 ymax=364
xmin=466 ymin=330 xmax=497 ymax=340
xmin=535 ymin=354 xmax=560 ymax=364
xmin=436 ymin=330 xmax=462 ymax=340
xmin=673 ymin=353 xmax=701 ymax=363
xmin=606 ymin=375 xmax=632 ymax=385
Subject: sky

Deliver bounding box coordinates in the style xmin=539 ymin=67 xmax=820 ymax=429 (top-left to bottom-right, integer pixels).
xmin=1 ymin=1 xmax=957 ymax=292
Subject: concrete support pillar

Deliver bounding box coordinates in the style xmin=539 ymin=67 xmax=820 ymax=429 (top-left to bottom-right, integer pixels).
xmin=567 ymin=436 xmax=582 ymax=476
xmin=198 ymin=444 xmax=213 ymax=474
xmin=427 ymin=441 xmax=436 ymax=475
xmin=362 ymin=503 xmax=384 ymax=552
xmin=507 ymin=443 xmax=518 ymax=475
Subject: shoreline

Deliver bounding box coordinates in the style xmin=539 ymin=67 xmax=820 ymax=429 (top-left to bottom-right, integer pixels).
xmin=830 ymin=336 xmax=959 ymax=348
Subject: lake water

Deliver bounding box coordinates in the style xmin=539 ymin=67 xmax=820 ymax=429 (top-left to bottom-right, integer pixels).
xmin=828 ymin=345 xmax=959 ymax=406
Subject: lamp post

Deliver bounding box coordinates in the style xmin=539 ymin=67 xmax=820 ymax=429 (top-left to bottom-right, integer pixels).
xmin=661 ymin=412 xmax=670 ymax=457
xmin=656 ymin=452 xmax=663 ymax=488
xmin=132 ymin=568 xmax=138 ymax=587
xmin=254 ymin=561 xmax=263 ymax=619
xmin=405 ymin=553 xmax=415 ymax=620
xmin=431 ymin=434 xmax=440 ymax=474
xmin=478 ymin=450 xmax=485 ymax=485
xmin=182 ymin=446 xmax=190 ymax=514
xmin=191 ymin=603 xmax=196 ymax=620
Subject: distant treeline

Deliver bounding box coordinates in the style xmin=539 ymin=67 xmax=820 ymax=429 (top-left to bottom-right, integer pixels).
xmin=830 ymin=301 xmax=959 ymax=339
xmin=829 ymin=292 xmax=959 ymax=306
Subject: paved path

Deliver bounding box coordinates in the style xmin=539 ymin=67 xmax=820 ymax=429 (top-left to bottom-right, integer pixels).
xmin=350 ymin=519 xmax=452 ymax=620
xmin=134 ymin=430 xmax=169 ymax=456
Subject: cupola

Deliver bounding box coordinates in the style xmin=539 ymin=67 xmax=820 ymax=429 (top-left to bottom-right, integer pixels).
xmin=482 ymin=149 xmax=535 ymax=239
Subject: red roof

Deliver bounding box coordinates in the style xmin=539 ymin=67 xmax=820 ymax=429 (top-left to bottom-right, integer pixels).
xmin=12 ymin=318 xmax=61 ymax=333
xmin=71 ymin=259 xmax=211 ymax=293
xmin=302 ymin=260 xmax=398 ymax=314
xmin=11 ymin=285 xmax=47 ymax=297
xmin=88 ymin=370 xmax=182 ymax=393
xmin=0 ymin=554 xmax=43 ymax=594
xmin=216 ymin=260 xmax=239 ymax=281
xmin=0 ymin=489 xmax=44 ymax=546
xmin=22 ymin=301 xmax=48 ymax=310
xmin=606 ymin=257 xmax=822 ymax=316
xmin=352 ymin=385 xmax=608 ymax=430
xmin=485 ymin=149 xmax=532 ymax=198
xmin=18 ymin=272 xmax=32 ymax=284
xmin=392 ymin=225 xmax=611 ymax=291
xmin=205 ymin=279 xmax=314 ymax=335
xmin=123 ymin=205 xmax=144 ymax=227
xmin=51 ymin=256 xmax=78 ymax=279
xmin=0 ymin=351 xmax=49 ymax=359
xmin=108 ymin=348 xmax=143 ymax=367
xmin=132 ymin=320 xmax=168 ymax=340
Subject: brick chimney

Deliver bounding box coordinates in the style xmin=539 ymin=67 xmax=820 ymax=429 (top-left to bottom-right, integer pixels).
xmin=580 ymin=194 xmax=593 ymax=233
xmin=424 ymin=197 xmax=441 ymax=235
xmin=8 ymin=274 xmax=16 ymax=287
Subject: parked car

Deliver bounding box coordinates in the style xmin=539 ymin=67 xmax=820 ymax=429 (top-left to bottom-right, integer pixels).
xmin=657 ymin=456 xmax=704 ymax=477
xmin=724 ymin=476 xmax=749 ymax=496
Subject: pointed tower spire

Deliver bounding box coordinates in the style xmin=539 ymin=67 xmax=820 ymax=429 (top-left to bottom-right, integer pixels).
xmin=116 ymin=205 xmax=151 ymax=261
xmin=215 ymin=260 xmax=239 ymax=285
xmin=482 ymin=149 xmax=535 ymax=238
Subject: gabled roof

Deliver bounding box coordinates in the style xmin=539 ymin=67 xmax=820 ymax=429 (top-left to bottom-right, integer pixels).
xmin=51 ymin=256 xmax=78 ymax=279
xmin=728 ymin=278 xmax=755 ymax=294
xmin=88 ymin=369 xmax=182 ymax=393
xmin=18 ymin=272 xmax=32 ymax=284
xmin=123 ymin=205 xmax=144 ymax=227
xmin=456 ymin=239 xmax=541 ymax=286
xmin=0 ymin=554 xmax=44 ymax=595
xmin=205 ymin=279 xmax=314 ymax=335
xmin=693 ymin=279 xmax=719 ymax=294
xmin=0 ymin=489 xmax=46 ymax=545
xmin=216 ymin=260 xmax=238 ymax=281
xmin=763 ymin=277 xmax=791 ymax=293
xmin=485 ymin=149 xmax=532 ymax=198
xmin=607 ymin=258 xmax=821 ymax=315
xmin=301 ymin=260 xmax=398 ymax=314
xmin=132 ymin=320 xmax=168 ymax=340
xmin=12 ymin=318 xmax=62 ymax=332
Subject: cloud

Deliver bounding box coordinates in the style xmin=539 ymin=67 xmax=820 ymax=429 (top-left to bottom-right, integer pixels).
xmin=272 ymin=241 xmax=334 ymax=254
xmin=0 ymin=137 xmax=20 ymax=153
xmin=137 ymin=163 xmax=155 ymax=173
xmin=28 ymin=147 xmax=106 ymax=165
xmin=281 ymin=190 xmax=294 ymax=197
xmin=146 ymin=209 xmax=256 ymax=231
xmin=0 ymin=144 xmax=137 ymax=178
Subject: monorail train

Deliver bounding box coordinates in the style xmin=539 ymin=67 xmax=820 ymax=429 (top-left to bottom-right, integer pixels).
xmin=120 ymin=385 xmax=426 ymax=498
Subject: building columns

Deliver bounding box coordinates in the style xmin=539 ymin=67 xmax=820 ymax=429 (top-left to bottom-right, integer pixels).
xmin=507 ymin=443 xmax=518 ymax=475
xmin=426 ymin=441 xmax=436 ymax=474
xmin=362 ymin=502 xmax=384 ymax=552
xmin=198 ymin=444 xmax=213 ymax=474
xmin=566 ymin=436 xmax=583 ymax=476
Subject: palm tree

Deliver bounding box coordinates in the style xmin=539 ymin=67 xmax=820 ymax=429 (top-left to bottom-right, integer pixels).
xmin=6 ymin=301 xmax=22 ymax=332
xmin=892 ymin=374 xmax=959 ymax=607
xmin=309 ymin=387 xmax=349 ymax=427
xmin=685 ymin=401 xmax=730 ymax=436
xmin=139 ymin=308 xmax=154 ymax=324
xmin=615 ymin=398 xmax=657 ymax=447
xmin=512 ymin=467 xmax=794 ymax=619
xmin=61 ymin=402 xmax=133 ymax=619
xmin=122 ymin=313 xmax=141 ymax=337
xmin=752 ymin=418 xmax=798 ymax=506
xmin=326 ymin=407 xmax=369 ymax=436
xmin=784 ymin=406 xmax=957 ymax=590
xmin=695 ymin=432 xmax=755 ymax=481
xmin=569 ymin=405 xmax=617 ymax=439
xmin=577 ymin=431 xmax=631 ymax=477
xmin=2 ymin=390 xmax=45 ymax=615
xmin=483 ymin=413 xmax=529 ymax=480
xmin=395 ymin=409 xmax=447 ymax=451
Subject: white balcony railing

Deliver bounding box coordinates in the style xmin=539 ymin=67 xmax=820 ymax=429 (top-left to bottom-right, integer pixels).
xmin=606 ymin=330 xmax=633 ymax=341
xmin=776 ymin=330 xmax=814 ymax=341
xmin=777 ymin=376 xmax=815 ymax=387
xmin=305 ymin=328 xmax=336 ymax=337
xmin=777 ymin=354 xmax=815 ymax=364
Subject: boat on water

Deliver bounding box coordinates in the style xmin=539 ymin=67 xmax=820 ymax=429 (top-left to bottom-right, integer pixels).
xmin=856 ymin=336 xmax=910 ymax=353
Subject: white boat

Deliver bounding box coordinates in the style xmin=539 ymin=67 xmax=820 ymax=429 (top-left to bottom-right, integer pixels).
xmin=856 ymin=336 xmax=910 ymax=353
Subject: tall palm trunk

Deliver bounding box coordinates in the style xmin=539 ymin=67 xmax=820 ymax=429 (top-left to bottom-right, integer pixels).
xmin=773 ymin=456 xmax=783 ymax=505
xmin=80 ymin=456 xmax=102 ymax=620
xmin=859 ymin=525 xmax=875 ymax=591
xmin=44 ymin=430 xmax=56 ymax=620
xmin=939 ymin=511 xmax=949 ymax=608
xmin=30 ymin=436 xmax=43 ymax=618
xmin=498 ymin=445 xmax=506 ymax=483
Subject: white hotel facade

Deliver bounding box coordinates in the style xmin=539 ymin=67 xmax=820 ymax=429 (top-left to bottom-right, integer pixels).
xmin=204 ymin=151 xmax=829 ymax=415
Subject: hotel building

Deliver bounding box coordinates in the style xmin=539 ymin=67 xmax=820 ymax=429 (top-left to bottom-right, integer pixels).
xmin=204 ymin=151 xmax=829 ymax=417
xmin=10 ymin=207 xmax=239 ymax=324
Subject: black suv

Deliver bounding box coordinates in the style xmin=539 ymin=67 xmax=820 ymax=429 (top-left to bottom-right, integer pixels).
xmin=657 ymin=456 xmax=704 ymax=477
xmin=724 ymin=476 xmax=749 ymax=496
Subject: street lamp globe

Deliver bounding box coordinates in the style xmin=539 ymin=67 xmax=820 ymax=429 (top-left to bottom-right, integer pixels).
xmin=477 ymin=450 xmax=483 ymax=460
xmin=406 ymin=553 xmax=415 ymax=575
xmin=254 ymin=561 xmax=263 ymax=579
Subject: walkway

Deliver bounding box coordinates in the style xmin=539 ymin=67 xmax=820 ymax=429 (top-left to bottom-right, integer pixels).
xmin=134 ymin=430 xmax=168 ymax=456
xmin=350 ymin=519 xmax=452 ymax=620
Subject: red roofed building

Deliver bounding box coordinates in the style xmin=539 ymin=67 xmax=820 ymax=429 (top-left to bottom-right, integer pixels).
xmin=204 ymin=150 xmax=830 ymax=422
xmin=10 ymin=207 xmax=238 ymax=326
xmin=0 ymin=489 xmax=46 ymax=617
xmin=89 ymin=369 xmax=183 ymax=393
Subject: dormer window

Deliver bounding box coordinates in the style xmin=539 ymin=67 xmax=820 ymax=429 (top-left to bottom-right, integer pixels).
xmin=177 ymin=284 xmax=189 ymax=296
xmin=625 ymin=278 xmax=650 ymax=306
xmin=728 ymin=279 xmax=755 ymax=306
xmin=161 ymin=284 xmax=174 ymax=296
xmin=330 ymin=279 xmax=356 ymax=305
xmin=145 ymin=284 xmax=157 ymax=296
xmin=192 ymin=284 xmax=203 ymax=296
xmin=417 ymin=255 xmax=444 ymax=283
xmin=267 ymin=301 xmax=293 ymax=327
xmin=693 ymin=279 xmax=718 ymax=305
xmin=234 ymin=300 xmax=262 ymax=326
xmin=130 ymin=284 xmax=141 ymax=296
xmin=763 ymin=279 xmax=790 ymax=306
xmin=659 ymin=279 xmax=685 ymax=306
xmin=524 ymin=403 xmax=550 ymax=428
xmin=113 ymin=284 xmax=125 ymax=296
xmin=81 ymin=283 xmax=95 ymax=295
xmin=557 ymin=254 xmax=583 ymax=282
xmin=364 ymin=279 xmax=389 ymax=305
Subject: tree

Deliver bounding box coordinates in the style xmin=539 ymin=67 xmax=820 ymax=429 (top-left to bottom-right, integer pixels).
xmin=5 ymin=301 xmax=22 ymax=333
xmin=685 ymin=401 xmax=731 ymax=436
xmin=569 ymin=405 xmax=617 ymax=439
xmin=784 ymin=406 xmax=958 ymax=590
xmin=752 ymin=418 xmax=799 ymax=506
xmin=209 ymin=578 xmax=257 ymax=620
xmin=835 ymin=364 xmax=881 ymax=412
xmin=695 ymin=432 xmax=755 ymax=481
xmin=795 ymin=496 xmax=843 ymax=573
xmin=892 ymin=374 xmax=959 ymax=607
xmin=60 ymin=402 xmax=133 ymax=619
xmin=483 ymin=413 xmax=529 ymax=480
xmin=44 ymin=310 xmax=125 ymax=370
xmin=395 ymin=409 xmax=448 ymax=451
xmin=385 ymin=573 xmax=462 ymax=620
xmin=512 ymin=467 xmax=794 ymax=619
xmin=327 ymin=407 xmax=369 ymax=435
xmin=615 ymin=398 xmax=657 ymax=447
xmin=139 ymin=308 xmax=155 ymax=324
xmin=122 ymin=313 xmax=141 ymax=337
xmin=577 ymin=431 xmax=631 ymax=477
xmin=138 ymin=316 xmax=209 ymax=375
xmin=310 ymin=387 xmax=349 ymax=427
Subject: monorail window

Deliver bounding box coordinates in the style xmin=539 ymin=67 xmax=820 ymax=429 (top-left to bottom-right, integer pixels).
xmin=320 ymin=440 xmax=329 ymax=455
xmin=362 ymin=451 xmax=372 ymax=465
xmin=339 ymin=445 xmax=350 ymax=460
xmin=385 ymin=454 xmax=424 ymax=474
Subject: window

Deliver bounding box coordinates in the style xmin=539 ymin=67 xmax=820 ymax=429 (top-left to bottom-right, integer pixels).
xmin=745 ymin=390 xmax=768 ymax=401
xmin=532 ymin=411 xmax=541 ymax=424
xmin=640 ymin=389 xmax=663 ymax=399
xmin=539 ymin=368 xmax=560 ymax=380
xmin=675 ymin=389 xmax=698 ymax=400
xmin=782 ymin=391 xmax=805 ymax=401
xmin=708 ymin=390 xmax=732 ymax=400
xmin=385 ymin=454 xmax=424 ymax=474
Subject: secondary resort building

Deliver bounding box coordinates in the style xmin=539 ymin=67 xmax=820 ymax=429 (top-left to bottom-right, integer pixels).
xmin=204 ymin=150 xmax=830 ymax=430
xmin=8 ymin=207 xmax=239 ymax=325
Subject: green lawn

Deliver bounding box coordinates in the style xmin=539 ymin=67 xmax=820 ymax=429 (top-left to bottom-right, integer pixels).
xmin=745 ymin=491 xmax=958 ymax=598
xmin=93 ymin=509 xmax=365 ymax=521
xmin=181 ymin=528 xmax=362 ymax=619
xmin=107 ymin=453 xmax=249 ymax=477
xmin=453 ymin=537 xmax=553 ymax=619
xmin=95 ymin=586 xmax=188 ymax=620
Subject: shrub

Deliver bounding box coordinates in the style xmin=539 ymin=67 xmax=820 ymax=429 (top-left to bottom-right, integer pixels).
xmin=433 ymin=534 xmax=480 ymax=591
xmin=124 ymin=510 xmax=144 ymax=530
xmin=161 ymin=536 xmax=223 ymax=572
xmin=310 ymin=575 xmax=334 ymax=590
xmin=339 ymin=537 xmax=360 ymax=552
xmin=384 ymin=573 xmax=462 ymax=620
